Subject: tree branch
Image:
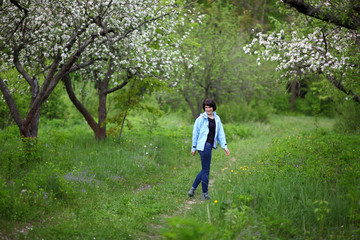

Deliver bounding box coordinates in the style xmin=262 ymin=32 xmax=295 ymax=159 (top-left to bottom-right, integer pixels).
xmin=9 ymin=0 xmax=27 ymax=13
xmin=103 ymin=60 xmax=116 ymax=93
xmin=281 ymin=0 xmax=360 ymax=30
xmin=68 ymin=58 xmax=98 ymax=73
xmin=23 ymin=33 xmax=97 ymax=129
xmin=0 ymin=0 xmax=29 ymax=50
xmin=13 ymin=46 xmax=33 ymax=86
xmin=327 ymin=75 xmax=360 ymax=103
xmin=62 ymin=74 xmax=99 ymax=131
xmin=0 ymin=77 xmax=23 ymax=127
xmin=106 ymin=79 xmax=129 ymax=94
xmin=111 ymin=11 xmax=175 ymax=44
xmin=45 ymin=33 xmax=98 ymax=97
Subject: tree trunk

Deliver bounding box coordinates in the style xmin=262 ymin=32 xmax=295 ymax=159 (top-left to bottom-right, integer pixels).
xmin=0 ymin=76 xmax=41 ymax=138
xmin=20 ymin=108 xmax=41 ymax=138
xmin=97 ymin=80 xmax=107 ymax=140
xmin=185 ymin=96 xmax=198 ymax=120
xmin=290 ymin=79 xmax=297 ymax=111
xmin=119 ymin=108 xmax=128 ymax=142
xmin=62 ymin=74 xmax=101 ymax=138
xmin=261 ymin=0 xmax=267 ymax=25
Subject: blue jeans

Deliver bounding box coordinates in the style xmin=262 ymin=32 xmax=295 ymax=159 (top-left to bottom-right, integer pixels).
xmin=192 ymin=142 xmax=212 ymax=194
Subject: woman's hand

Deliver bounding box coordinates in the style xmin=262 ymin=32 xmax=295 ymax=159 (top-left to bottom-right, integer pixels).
xmin=191 ymin=151 xmax=196 ymax=156
xmin=224 ymin=148 xmax=230 ymax=156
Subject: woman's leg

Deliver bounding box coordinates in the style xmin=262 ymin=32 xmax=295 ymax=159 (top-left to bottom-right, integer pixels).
xmin=199 ymin=142 xmax=212 ymax=194
xmin=192 ymin=169 xmax=202 ymax=190
xmin=190 ymin=143 xmax=212 ymax=195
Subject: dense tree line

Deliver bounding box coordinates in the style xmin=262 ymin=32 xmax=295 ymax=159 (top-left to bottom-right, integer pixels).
xmin=1 ymin=0 xmax=358 ymax=140
xmin=0 ymin=0 xmax=198 ymax=139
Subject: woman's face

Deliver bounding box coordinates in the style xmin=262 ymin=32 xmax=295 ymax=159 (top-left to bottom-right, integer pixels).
xmin=205 ymin=105 xmax=214 ymax=115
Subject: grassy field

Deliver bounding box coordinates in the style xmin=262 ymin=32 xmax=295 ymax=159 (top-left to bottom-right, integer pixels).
xmin=0 ymin=114 xmax=359 ymax=239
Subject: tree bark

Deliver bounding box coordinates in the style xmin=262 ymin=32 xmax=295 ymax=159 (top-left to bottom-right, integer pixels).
xmin=290 ymin=79 xmax=297 ymax=111
xmin=185 ymin=95 xmax=198 ymax=120
xmin=0 ymin=76 xmax=23 ymax=128
xmin=97 ymin=80 xmax=108 ymax=140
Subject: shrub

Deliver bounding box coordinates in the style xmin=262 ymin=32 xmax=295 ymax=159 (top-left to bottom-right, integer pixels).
xmin=271 ymin=94 xmax=291 ymax=113
xmin=224 ymin=124 xmax=253 ymax=141
xmin=217 ymin=99 xmax=272 ymax=123
xmin=334 ymin=101 xmax=360 ymax=134
xmin=162 ymin=217 xmax=212 ymax=240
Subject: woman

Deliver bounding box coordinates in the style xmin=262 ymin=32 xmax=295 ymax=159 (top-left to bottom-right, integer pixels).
xmin=188 ymin=98 xmax=230 ymax=200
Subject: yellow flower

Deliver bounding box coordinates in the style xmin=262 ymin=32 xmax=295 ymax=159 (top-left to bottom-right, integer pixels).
xmin=214 ymin=200 xmax=218 ymax=203
xmin=231 ymin=170 xmax=234 ymax=173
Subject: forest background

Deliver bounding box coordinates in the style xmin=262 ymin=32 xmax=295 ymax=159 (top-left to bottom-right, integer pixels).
xmin=0 ymin=0 xmax=359 ymax=239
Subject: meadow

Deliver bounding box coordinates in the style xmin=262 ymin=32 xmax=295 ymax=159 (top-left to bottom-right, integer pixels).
xmin=0 ymin=113 xmax=359 ymax=239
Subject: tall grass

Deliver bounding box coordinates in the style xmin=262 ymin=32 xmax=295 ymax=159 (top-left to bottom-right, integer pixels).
xmin=162 ymin=115 xmax=360 ymax=240
xmin=0 ymin=114 xmax=359 ymax=239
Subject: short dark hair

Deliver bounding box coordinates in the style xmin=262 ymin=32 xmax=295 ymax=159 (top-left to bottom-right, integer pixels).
xmin=203 ymin=98 xmax=217 ymax=111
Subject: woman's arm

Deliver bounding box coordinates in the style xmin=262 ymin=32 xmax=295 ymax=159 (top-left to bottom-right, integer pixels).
xmin=217 ymin=117 xmax=228 ymax=150
xmin=191 ymin=117 xmax=201 ymax=152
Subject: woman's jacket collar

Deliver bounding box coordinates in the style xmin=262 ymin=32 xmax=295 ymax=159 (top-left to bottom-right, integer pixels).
xmin=201 ymin=111 xmax=218 ymax=119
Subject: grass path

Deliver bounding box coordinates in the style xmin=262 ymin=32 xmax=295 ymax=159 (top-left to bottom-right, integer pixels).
xmin=139 ymin=115 xmax=335 ymax=239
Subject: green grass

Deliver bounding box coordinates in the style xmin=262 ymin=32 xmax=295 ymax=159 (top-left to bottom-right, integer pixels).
xmin=0 ymin=114 xmax=359 ymax=239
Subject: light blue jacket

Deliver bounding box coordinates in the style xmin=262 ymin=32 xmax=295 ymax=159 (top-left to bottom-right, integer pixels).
xmin=191 ymin=111 xmax=227 ymax=151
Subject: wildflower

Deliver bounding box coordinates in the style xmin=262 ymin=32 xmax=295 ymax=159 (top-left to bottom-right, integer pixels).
xmin=231 ymin=170 xmax=234 ymax=173
xmin=214 ymin=200 xmax=218 ymax=203
xmin=144 ymin=145 xmax=146 ymax=148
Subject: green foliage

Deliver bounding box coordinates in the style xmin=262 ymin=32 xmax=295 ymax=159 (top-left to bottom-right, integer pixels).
xmin=41 ymin=85 xmax=67 ymax=120
xmin=0 ymin=158 xmax=75 ymax=222
xmin=334 ymin=101 xmax=360 ymax=134
xmin=107 ymin=78 xmax=165 ymax=138
xmin=257 ymin=131 xmax=360 ymax=237
xmin=271 ymin=94 xmax=291 ymax=113
xmin=216 ymin=99 xmax=272 ymax=123
xmin=0 ymin=69 xmax=29 ymax=129
xmin=162 ymin=217 xmax=212 ymax=240
xmin=223 ymin=124 xmax=253 ymax=141
xmin=170 ymin=1 xmax=281 ymax=118
xmin=262 ymin=131 xmax=360 ymax=182
xmin=1 ymin=113 xmax=359 ymax=239
xmin=168 ymin=116 xmax=359 ymax=239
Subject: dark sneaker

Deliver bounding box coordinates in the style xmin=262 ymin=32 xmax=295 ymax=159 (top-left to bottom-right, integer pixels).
xmin=188 ymin=187 xmax=195 ymax=197
xmin=201 ymin=193 xmax=211 ymax=201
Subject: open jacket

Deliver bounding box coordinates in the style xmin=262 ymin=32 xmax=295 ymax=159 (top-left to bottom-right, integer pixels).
xmin=191 ymin=111 xmax=227 ymax=152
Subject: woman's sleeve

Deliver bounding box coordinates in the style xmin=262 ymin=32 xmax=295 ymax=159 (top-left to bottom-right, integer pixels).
xmin=217 ymin=118 xmax=228 ymax=149
xmin=191 ymin=118 xmax=200 ymax=151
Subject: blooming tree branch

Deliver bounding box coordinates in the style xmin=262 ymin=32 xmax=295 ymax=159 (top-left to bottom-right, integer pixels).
xmin=280 ymin=0 xmax=360 ymax=31
xmin=0 ymin=0 xmax=201 ymax=138
xmin=243 ymin=26 xmax=360 ymax=102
